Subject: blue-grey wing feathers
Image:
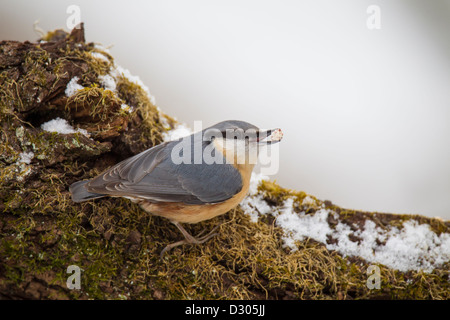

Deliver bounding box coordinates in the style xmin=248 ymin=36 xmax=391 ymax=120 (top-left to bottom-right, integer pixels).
xmin=70 ymin=140 xmax=243 ymax=205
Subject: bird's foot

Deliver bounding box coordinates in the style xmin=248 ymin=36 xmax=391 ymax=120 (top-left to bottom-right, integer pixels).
xmin=160 ymin=223 xmax=220 ymax=259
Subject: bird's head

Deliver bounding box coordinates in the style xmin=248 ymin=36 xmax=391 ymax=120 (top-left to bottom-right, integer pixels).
xmin=203 ymin=120 xmax=283 ymax=167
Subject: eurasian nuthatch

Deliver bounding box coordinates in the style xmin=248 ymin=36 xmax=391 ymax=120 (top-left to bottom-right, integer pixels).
xmin=70 ymin=120 xmax=283 ymax=255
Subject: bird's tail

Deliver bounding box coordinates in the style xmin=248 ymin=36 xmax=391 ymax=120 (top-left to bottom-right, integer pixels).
xmin=69 ymin=180 xmax=105 ymax=203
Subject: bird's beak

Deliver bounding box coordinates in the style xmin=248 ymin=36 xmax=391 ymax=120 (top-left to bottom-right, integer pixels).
xmin=257 ymin=128 xmax=283 ymax=145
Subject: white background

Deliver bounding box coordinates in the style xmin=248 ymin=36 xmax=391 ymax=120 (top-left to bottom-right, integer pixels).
xmin=1 ymin=0 xmax=449 ymax=219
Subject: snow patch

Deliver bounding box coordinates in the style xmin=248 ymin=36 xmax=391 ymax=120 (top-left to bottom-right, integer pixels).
xmin=65 ymin=76 xmax=84 ymax=97
xmin=240 ymin=172 xmax=271 ymax=222
xmin=240 ymin=193 xmax=272 ymax=223
xmin=278 ymin=201 xmax=332 ymax=245
xmin=121 ymin=103 xmax=134 ymax=113
xmin=90 ymin=51 xmax=109 ymax=62
xmin=302 ymin=195 xmax=317 ymax=206
xmin=162 ymin=123 xmax=192 ymax=142
xmin=41 ymin=117 xmax=89 ymax=136
xmin=242 ymin=192 xmax=450 ymax=272
xmin=99 ymin=74 xmax=116 ymax=92
xmin=18 ymin=151 xmax=34 ymax=164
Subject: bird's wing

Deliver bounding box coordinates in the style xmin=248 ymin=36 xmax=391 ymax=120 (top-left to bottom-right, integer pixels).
xmin=86 ymin=141 xmax=243 ymax=204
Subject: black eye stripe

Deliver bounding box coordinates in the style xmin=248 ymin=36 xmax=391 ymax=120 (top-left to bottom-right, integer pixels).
xmin=221 ymin=130 xmax=262 ymax=139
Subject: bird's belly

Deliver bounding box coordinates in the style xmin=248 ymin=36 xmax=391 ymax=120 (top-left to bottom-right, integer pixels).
xmin=137 ymin=186 xmax=249 ymax=224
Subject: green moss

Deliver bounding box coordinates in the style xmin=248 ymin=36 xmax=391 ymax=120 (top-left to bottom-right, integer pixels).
xmin=67 ymin=85 xmax=124 ymax=121
xmin=115 ymin=75 xmax=165 ymax=147
xmin=259 ymin=180 xmax=309 ymax=208
xmin=4 ymin=190 xmax=448 ymax=299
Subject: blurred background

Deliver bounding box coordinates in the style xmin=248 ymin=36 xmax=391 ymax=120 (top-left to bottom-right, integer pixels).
xmin=1 ymin=0 xmax=449 ymax=219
